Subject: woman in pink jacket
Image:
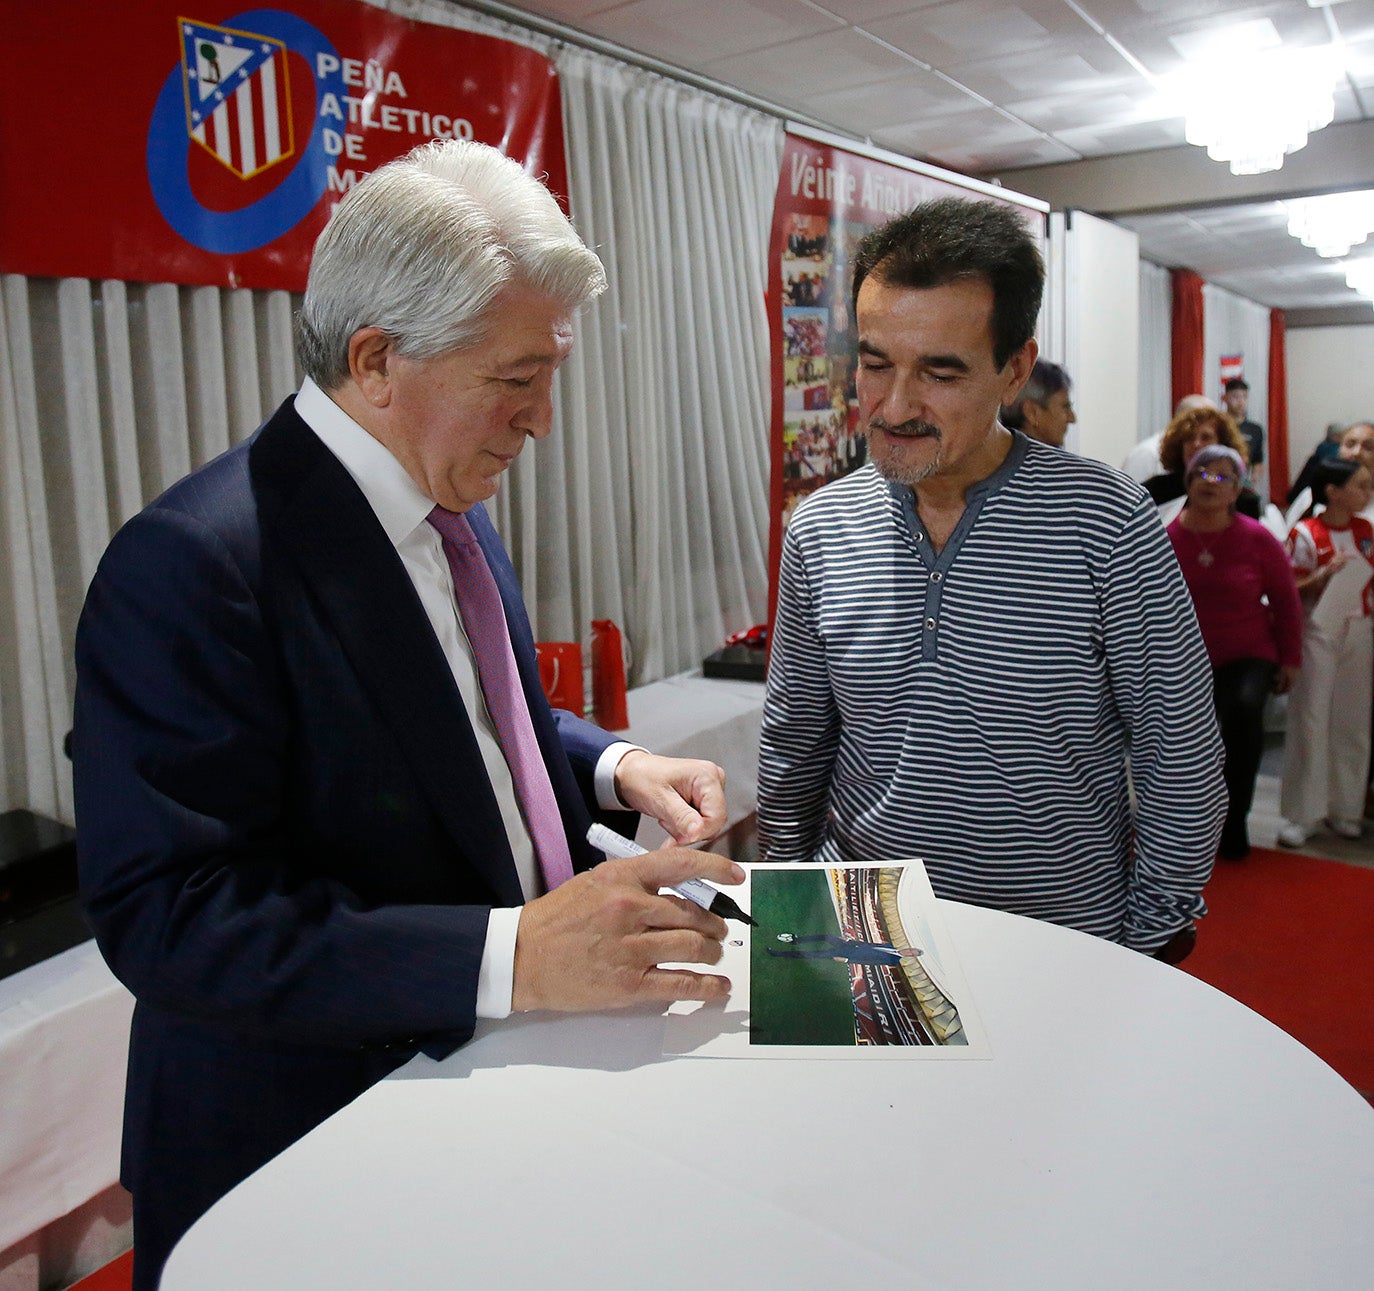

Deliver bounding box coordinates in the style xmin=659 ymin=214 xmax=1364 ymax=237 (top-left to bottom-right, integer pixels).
xmin=1168 ymin=445 xmax=1303 ymax=860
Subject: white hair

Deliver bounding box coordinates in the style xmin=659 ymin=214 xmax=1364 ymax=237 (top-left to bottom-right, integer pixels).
xmin=297 ymin=139 xmax=606 ymax=389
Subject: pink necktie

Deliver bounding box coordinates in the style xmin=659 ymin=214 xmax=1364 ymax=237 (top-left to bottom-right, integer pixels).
xmin=427 ymin=506 xmax=575 ymax=892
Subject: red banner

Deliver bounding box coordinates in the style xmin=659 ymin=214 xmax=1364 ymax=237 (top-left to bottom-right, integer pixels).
xmin=1 ymin=1 xmax=567 ymax=291
xmin=766 ymin=132 xmax=1044 ymax=623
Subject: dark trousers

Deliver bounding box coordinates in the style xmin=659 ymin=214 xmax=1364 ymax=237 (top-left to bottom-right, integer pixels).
xmin=123 ymin=1006 xmax=410 ymax=1290
xmin=1212 ymin=658 xmax=1277 ymax=857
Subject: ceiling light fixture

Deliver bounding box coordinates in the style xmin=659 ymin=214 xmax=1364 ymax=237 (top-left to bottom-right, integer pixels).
xmin=1285 ymin=192 xmax=1374 ymax=257
xmin=1176 ymin=46 xmax=1341 ymax=175
xmin=1344 ymin=260 xmax=1374 ymax=299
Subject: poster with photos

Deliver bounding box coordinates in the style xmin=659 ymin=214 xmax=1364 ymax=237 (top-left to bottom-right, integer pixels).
xmin=665 ymin=859 xmax=990 ymax=1060
xmin=765 ymin=130 xmax=1047 ymax=622
xmin=775 ymin=203 xmax=870 ymax=537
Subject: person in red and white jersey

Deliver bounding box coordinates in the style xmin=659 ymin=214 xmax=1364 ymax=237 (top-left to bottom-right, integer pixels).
xmin=1277 ymin=457 xmax=1374 ymax=847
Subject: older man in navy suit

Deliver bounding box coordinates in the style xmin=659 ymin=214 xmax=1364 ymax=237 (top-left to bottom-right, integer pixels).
xmin=73 ymin=140 xmax=742 ymax=1290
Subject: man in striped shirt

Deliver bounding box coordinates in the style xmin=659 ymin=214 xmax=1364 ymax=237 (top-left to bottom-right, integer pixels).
xmin=758 ymin=198 xmax=1224 ymax=962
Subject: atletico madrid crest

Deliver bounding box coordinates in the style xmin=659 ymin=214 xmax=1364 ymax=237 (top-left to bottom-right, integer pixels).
xmin=179 ymin=17 xmax=295 ymax=180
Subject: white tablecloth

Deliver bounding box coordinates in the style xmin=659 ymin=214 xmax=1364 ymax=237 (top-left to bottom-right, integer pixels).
xmin=0 ymin=941 xmax=133 ymax=1254
xmin=0 ymin=674 xmax=760 ymax=1267
xmin=163 ymin=901 xmax=1374 ymax=1290
xmin=621 ymin=669 xmax=765 ymax=851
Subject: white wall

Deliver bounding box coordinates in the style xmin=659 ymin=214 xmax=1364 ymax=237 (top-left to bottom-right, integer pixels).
xmin=1137 ymin=259 xmax=1171 ymax=443
xmin=1286 ymin=324 xmax=1374 ymax=462
xmin=1053 ymin=210 xmax=1139 ymax=467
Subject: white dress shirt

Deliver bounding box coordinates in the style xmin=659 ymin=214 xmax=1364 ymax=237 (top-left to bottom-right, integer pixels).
xmin=295 ymin=378 xmax=636 ymax=1017
xmin=1122 ymin=431 xmax=1164 ymax=483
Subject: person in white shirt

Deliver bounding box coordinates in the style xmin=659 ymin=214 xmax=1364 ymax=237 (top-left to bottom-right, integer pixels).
xmin=1124 ymin=394 xmax=1217 ymax=482
xmin=1277 ymin=457 xmax=1374 ymax=846
xmin=1000 ymin=358 xmax=1076 ymax=447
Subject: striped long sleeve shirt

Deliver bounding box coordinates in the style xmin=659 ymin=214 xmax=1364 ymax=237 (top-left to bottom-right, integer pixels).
xmin=758 ymin=433 xmax=1226 ymax=952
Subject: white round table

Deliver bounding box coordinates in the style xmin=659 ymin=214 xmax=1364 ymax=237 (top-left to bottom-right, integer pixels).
xmin=163 ymin=901 xmax=1374 ymax=1289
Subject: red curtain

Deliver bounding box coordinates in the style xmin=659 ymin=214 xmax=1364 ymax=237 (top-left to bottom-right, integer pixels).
xmin=1170 ymin=269 xmax=1205 ymax=407
xmin=1267 ymin=310 xmax=1289 ymax=502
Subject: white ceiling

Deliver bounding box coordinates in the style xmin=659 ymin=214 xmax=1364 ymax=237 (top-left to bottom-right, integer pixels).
xmin=1116 ymin=200 xmax=1374 ymax=315
xmin=480 ymin=0 xmax=1374 ymax=319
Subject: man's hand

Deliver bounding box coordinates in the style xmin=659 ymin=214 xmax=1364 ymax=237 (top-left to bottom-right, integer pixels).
xmin=512 ymin=848 xmax=745 ymax=1012
xmin=613 ymin=749 xmax=727 ymax=845
xmin=1273 ymin=664 xmax=1299 ymax=696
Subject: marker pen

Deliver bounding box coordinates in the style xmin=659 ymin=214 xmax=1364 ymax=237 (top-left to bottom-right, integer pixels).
xmin=586 ymin=823 xmax=756 ymax=926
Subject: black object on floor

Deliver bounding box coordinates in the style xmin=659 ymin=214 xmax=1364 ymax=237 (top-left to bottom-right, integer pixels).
xmin=0 ymin=809 xmax=90 ymax=981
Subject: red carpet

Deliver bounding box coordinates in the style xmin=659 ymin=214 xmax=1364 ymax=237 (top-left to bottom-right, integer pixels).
xmin=69 ymin=1250 xmax=132 ymax=1291
xmin=1184 ymin=846 xmax=1374 ymax=1099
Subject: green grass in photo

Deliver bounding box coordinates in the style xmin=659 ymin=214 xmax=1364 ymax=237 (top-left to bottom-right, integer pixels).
xmin=749 ymin=869 xmax=857 ymax=1046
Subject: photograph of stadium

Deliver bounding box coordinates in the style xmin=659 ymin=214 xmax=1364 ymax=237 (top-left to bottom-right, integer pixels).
xmin=748 ymin=865 xmax=967 ymax=1048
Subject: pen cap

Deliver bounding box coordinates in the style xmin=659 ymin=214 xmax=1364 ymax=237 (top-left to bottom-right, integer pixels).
xmin=590 ymin=619 xmax=629 ymax=731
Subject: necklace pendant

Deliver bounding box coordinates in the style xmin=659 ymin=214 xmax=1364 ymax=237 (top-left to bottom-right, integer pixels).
xmin=1198 ymin=549 xmax=1214 ymax=567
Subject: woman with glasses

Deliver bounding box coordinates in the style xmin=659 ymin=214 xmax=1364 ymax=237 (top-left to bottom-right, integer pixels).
xmin=1148 ymin=405 xmax=1262 ymax=523
xmin=1167 ymin=445 xmax=1303 ymax=860
xmin=1277 ymin=456 xmax=1374 ymax=848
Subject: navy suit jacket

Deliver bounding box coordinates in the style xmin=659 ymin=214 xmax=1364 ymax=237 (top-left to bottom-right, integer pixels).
xmin=73 ymin=398 xmax=633 ymax=1271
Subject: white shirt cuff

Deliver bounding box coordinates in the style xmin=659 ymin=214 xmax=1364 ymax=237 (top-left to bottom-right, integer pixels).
xmin=480 ymin=742 xmax=646 ymax=1018
xmin=594 ymin=741 xmax=646 ymax=809
xmin=476 ymin=905 xmax=523 ymax=1019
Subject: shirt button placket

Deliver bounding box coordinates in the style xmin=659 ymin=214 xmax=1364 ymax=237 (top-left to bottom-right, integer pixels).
xmin=922 ymin=560 xmax=941 ymax=659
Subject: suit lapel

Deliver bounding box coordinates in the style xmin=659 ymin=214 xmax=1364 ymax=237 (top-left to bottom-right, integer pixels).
xmin=249 ymin=404 xmax=524 ymax=906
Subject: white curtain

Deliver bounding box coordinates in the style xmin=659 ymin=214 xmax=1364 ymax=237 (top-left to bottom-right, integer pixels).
xmin=0 ymin=2 xmax=782 ymax=821
xmin=1203 ymin=283 xmax=1270 ymax=427
xmin=1137 ymin=259 xmax=1172 ymax=441
xmin=538 ymin=49 xmax=780 ymax=684
xmin=0 ymin=279 xmax=299 ymax=820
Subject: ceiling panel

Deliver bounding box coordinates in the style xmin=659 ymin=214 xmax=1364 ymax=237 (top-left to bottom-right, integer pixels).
xmin=909 ymin=134 xmax=1081 ymax=171
xmin=1105 ymin=4 xmax=1333 ymax=74
xmin=1003 ymin=88 xmax=1163 ymax=134
xmin=873 ymin=104 xmax=1049 ymax=154
xmin=863 ymin=0 xmax=1099 ymax=68
xmin=1328 ymin=0 xmax=1374 ymax=43
xmin=703 ymin=28 xmax=919 ymax=100
xmin=946 ymin=47 xmax=1141 ymax=101
xmin=805 ymin=69 xmax=979 ymax=132
xmin=494 ymin=0 xmax=1374 ymax=314
xmin=810 ymin=0 xmax=945 ymax=20
xmin=1334 ymin=88 xmax=1368 ymax=122
xmin=1120 ymin=200 xmax=1374 ymax=309
xmin=1033 ymin=116 xmax=1187 ymax=155
xmin=1341 ymin=39 xmax=1374 ymax=86
xmin=1094 ymin=0 xmax=1250 ymax=19
xmin=572 ymin=0 xmax=841 ymax=68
